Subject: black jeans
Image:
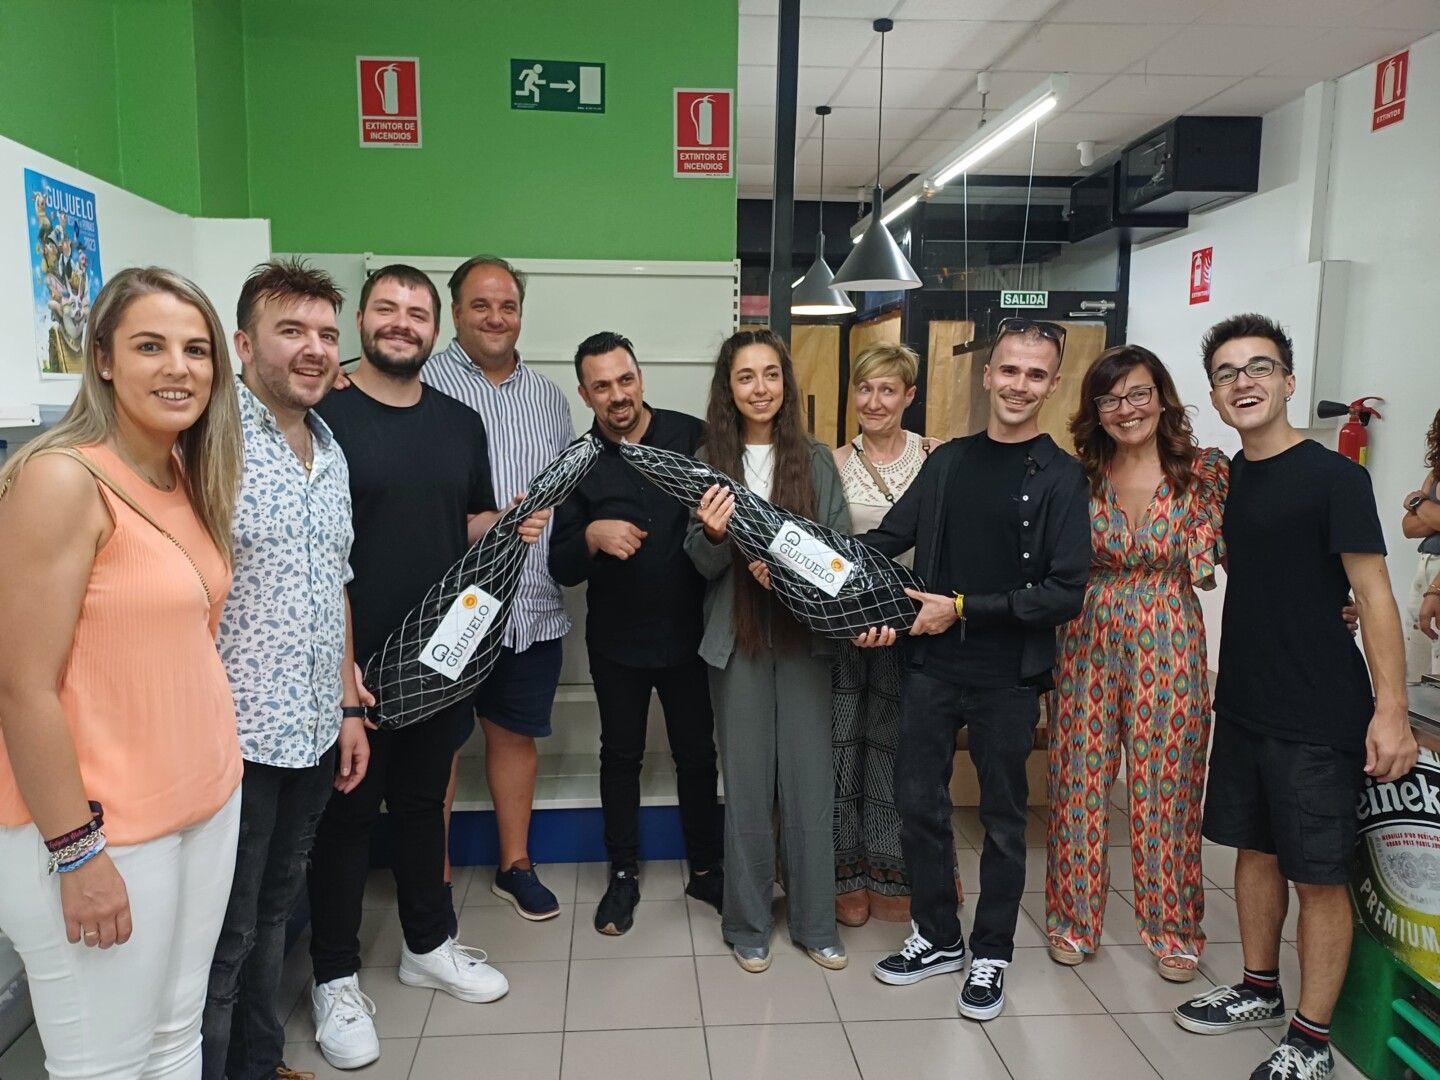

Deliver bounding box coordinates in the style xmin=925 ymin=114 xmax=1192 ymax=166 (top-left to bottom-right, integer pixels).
xmin=307 ymin=702 xmax=470 ymax=984
xmin=202 ymin=748 xmax=336 ymax=1080
xmin=590 ymin=651 xmax=724 ymax=872
xmin=895 ymin=673 xmax=1038 ymax=961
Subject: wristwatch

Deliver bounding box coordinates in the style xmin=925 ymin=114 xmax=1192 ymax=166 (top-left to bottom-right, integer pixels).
xmin=1407 ymin=493 xmax=1427 ymax=511
xmin=341 ymin=706 xmax=368 ymax=719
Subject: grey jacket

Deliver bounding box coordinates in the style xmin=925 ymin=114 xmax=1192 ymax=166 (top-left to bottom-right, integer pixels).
xmin=684 ymin=439 xmax=852 ymax=669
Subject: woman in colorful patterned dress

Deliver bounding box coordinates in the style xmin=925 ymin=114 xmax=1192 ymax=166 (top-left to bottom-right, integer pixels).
xmin=1045 ymin=345 xmax=1226 ymax=984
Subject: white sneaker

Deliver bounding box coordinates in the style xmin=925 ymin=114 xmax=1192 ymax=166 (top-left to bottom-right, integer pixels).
xmin=311 ymin=975 xmax=379 ymax=1070
xmin=399 ymin=937 xmax=509 ymax=1003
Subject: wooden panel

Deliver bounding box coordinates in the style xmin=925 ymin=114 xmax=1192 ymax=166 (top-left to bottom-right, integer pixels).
xmin=790 ymin=323 xmax=842 ymax=443
xmin=844 ymin=311 xmax=902 ymax=442
xmin=923 ymin=320 xmax=975 ymax=440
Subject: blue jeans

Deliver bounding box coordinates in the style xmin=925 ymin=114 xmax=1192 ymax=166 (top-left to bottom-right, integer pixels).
xmin=202 ymin=749 xmax=336 ymax=1080
xmin=895 ymin=674 xmax=1038 ymax=961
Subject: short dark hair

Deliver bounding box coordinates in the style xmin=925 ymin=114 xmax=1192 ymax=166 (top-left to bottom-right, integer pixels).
xmin=359 ymin=263 xmax=441 ymax=323
xmin=447 ymin=255 xmax=526 ymax=306
xmin=574 ymin=331 xmax=638 ymax=382
xmin=1200 ymin=313 xmax=1294 ymax=377
xmin=236 ymin=258 xmax=343 ymax=333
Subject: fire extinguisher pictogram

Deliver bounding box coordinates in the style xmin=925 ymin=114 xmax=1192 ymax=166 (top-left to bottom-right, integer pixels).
xmin=376 ymin=63 xmax=400 ymax=115
xmin=691 ymin=95 xmax=714 ymax=146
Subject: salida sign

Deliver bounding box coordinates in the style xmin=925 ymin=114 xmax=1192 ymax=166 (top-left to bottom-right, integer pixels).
xmin=357 ymin=57 xmax=421 ymax=147
xmin=675 ymin=89 xmax=733 ymax=178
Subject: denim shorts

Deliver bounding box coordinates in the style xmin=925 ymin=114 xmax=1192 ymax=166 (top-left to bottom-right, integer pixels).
xmin=472 ymin=636 xmax=565 ymax=738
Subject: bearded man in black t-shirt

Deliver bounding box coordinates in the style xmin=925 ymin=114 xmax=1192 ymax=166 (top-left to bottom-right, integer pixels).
xmin=1172 ymin=313 xmax=1416 ymax=1080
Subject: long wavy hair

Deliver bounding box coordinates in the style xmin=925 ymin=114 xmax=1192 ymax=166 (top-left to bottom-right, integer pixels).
xmin=1425 ymin=407 xmax=1440 ymax=474
xmin=702 ymin=328 xmax=816 ymax=656
xmin=0 ymin=266 xmax=243 ymax=562
xmin=1070 ymin=345 xmax=1198 ymax=497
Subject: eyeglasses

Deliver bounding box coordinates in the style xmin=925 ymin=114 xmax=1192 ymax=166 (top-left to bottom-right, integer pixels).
xmin=1094 ymin=385 xmax=1154 ymax=413
xmin=996 ymin=316 xmax=1066 ymax=354
xmin=1209 ymin=356 xmax=1288 ymax=388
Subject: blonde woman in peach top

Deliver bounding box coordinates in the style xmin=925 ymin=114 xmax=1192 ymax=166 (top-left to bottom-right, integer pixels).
xmin=0 ymin=267 xmax=243 ymax=1079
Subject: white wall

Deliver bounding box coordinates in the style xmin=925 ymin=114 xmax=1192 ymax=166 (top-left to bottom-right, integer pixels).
xmin=0 ymin=133 xmax=269 ymax=430
xmin=1127 ymin=32 xmax=1440 ymax=663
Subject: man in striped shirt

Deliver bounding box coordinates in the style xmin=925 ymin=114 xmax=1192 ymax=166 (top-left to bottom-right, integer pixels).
xmin=422 ymin=256 xmax=576 ymax=921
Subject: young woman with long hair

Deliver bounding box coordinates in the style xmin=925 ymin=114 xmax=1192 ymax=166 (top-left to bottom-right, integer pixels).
xmin=1402 ymin=407 xmax=1440 ymax=682
xmin=686 ymin=328 xmax=851 ymax=973
xmin=1045 ymin=345 xmax=1227 ymax=983
xmin=0 ymin=267 xmax=244 ymax=1077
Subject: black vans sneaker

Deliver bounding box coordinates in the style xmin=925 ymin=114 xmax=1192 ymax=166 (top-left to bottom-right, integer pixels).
xmin=1249 ymin=1040 xmax=1334 ymax=1080
xmin=594 ymin=868 xmax=641 ymax=935
xmin=958 ymin=957 xmax=1008 ymax=1020
xmin=872 ymin=922 xmax=967 ymax=985
xmin=1174 ymin=982 xmax=1287 ymax=1034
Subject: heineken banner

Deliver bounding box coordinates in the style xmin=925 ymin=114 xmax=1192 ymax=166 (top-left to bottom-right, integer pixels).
xmin=1352 ymin=748 xmax=1440 ymax=987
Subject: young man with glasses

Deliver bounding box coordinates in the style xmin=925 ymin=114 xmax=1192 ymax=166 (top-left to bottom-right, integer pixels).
xmin=853 ymin=317 xmax=1090 ymax=1021
xmin=1173 ymin=313 xmax=1415 ymax=1080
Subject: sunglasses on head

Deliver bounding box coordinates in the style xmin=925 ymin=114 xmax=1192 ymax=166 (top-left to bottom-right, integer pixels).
xmin=996 ymin=316 xmax=1066 ymax=353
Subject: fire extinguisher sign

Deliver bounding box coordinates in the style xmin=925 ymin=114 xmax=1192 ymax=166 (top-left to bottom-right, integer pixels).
xmin=675 ymin=89 xmax=733 ymax=178
xmin=1189 ymin=247 xmax=1212 ymax=305
xmin=1372 ymin=50 xmax=1408 ymax=132
xmin=358 ymin=57 xmax=421 ymax=148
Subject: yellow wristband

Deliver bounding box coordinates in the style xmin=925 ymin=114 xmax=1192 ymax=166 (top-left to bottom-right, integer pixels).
xmin=954 ymin=593 xmax=965 ymax=619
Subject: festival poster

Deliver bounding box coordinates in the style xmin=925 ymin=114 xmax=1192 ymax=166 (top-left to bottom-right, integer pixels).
xmin=25 ymin=169 xmax=103 ymax=378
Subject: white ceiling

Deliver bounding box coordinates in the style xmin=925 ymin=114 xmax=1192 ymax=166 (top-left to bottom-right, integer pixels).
xmin=737 ymin=0 xmax=1440 ymax=199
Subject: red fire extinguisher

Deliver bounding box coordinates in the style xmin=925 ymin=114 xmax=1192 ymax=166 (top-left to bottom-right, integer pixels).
xmin=1316 ymin=396 xmax=1383 ymax=466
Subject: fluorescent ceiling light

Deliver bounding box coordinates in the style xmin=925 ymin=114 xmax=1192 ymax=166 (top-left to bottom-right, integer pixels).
xmin=933 ymin=94 xmax=1058 ymax=187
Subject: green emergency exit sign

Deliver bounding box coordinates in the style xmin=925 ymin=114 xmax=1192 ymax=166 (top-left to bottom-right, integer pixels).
xmin=1000 ymin=290 xmax=1049 ymax=308
xmin=510 ymin=59 xmax=606 ymax=113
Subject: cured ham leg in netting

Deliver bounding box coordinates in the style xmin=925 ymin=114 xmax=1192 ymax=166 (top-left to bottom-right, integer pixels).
xmin=364 ymin=434 xmax=601 ymax=730
xmin=619 ymin=441 xmax=922 ymax=639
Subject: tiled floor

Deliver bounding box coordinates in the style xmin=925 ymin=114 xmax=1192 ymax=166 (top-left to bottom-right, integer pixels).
xmin=0 ymin=806 xmax=1364 ymax=1080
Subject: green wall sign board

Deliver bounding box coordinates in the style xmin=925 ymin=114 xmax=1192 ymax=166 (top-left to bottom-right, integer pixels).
xmin=511 ymin=59 xmax=605 ymax=112
xmin=1000 ymin=290 xmax=1049 ymax=308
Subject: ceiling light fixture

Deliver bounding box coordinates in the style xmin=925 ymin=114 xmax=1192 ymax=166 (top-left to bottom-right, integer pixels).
xmin=791 ymin=105 xmax=856 ymax=315
xmin=831 ymin=18 xmax=922 ymax=293
xmin=933 ymin=93 xmax=1058 ymax=186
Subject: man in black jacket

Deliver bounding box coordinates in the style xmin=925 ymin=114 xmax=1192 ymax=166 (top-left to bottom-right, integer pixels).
xmin=855 ymin=318 xmax=1090 ymax=1021
xmin=549 ymin=332 xmax=724 ymax=936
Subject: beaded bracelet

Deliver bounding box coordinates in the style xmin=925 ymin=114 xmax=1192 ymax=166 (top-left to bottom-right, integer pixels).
xmin=44 ymin=802 xmax=104 ymax=853
xmin=48 ymin=830 xmax=106 ymax=875
xmin=55 ymin=834 xmax=107 ymax=875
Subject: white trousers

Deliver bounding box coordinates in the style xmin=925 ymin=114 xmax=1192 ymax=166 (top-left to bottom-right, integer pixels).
xmin=1406 ymin=551 xmax=1440 ymax=684
xmin=0 ymin=788 xmax=240 ymax=1080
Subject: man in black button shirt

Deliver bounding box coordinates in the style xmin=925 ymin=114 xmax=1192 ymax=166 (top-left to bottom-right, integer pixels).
xmin=854 ymin=320 xmax=1089 ymax=1021
xmin=549 ymin=332 xmax=724 ymax=936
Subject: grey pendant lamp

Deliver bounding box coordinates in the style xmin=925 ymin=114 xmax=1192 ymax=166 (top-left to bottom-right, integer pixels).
xmin=832 ymin=18 xmax=922 ymax=292
xmin=791 ymin=106 xmax=857 ymax=315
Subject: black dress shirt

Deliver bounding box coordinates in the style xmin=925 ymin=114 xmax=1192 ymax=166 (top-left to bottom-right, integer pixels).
xmin=549 ymin=406 xmax=708 ymax=669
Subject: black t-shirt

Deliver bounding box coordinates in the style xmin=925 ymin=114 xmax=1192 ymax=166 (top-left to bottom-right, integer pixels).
xmin=548 ymin=407 xmax=707 ymax=668
xmin=316 ymin=382 xmax=496 ymax=664
xmin=924 ymin=433 xmax=1039 ymax=687
xmin=1215 ymin=439 xmax=1386 ymax=751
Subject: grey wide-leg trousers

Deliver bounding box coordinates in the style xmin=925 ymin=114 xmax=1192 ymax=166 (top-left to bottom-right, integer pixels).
xmin=708 ymin=647 xmax=841 ymax=952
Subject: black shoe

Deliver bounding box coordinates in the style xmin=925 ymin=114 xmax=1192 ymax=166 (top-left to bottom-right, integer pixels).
xmin=444 ymin=882 xmax=458 ymax=940
xmin=685 ymin=866 xmax=724 ymax=914
xmin=1173 ymin=983 xmax=1287 ymax=1035
xmin=1249 ymin=1040 xmax=1334 ymax=1079
xmin=594 ymin=868 xmax=641 ymax=935
xmin=958 ymin=957 xmax=1007 ymax=1020
xmin=872 ymin=921 xmax=967 ymax=985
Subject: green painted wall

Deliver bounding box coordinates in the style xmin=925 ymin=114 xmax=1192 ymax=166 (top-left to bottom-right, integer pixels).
xmin=0 ymin=0 xmax=735 ymax=260
xmin=242 ymin=0 xmax=737 ymax=260
xmin=0 ymin=0 xmax=248 ymax=215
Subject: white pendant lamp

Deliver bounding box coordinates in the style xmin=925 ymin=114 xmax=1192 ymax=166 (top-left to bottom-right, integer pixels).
xmin=791 ymin=105 xmax=856 ymax=316
xmin=832 ymin=18 xmax=922 ymax=292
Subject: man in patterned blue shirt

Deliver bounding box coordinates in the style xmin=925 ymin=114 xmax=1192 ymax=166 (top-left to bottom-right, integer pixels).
xmin=201 ymin=260 xmax=372 ymax=1080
